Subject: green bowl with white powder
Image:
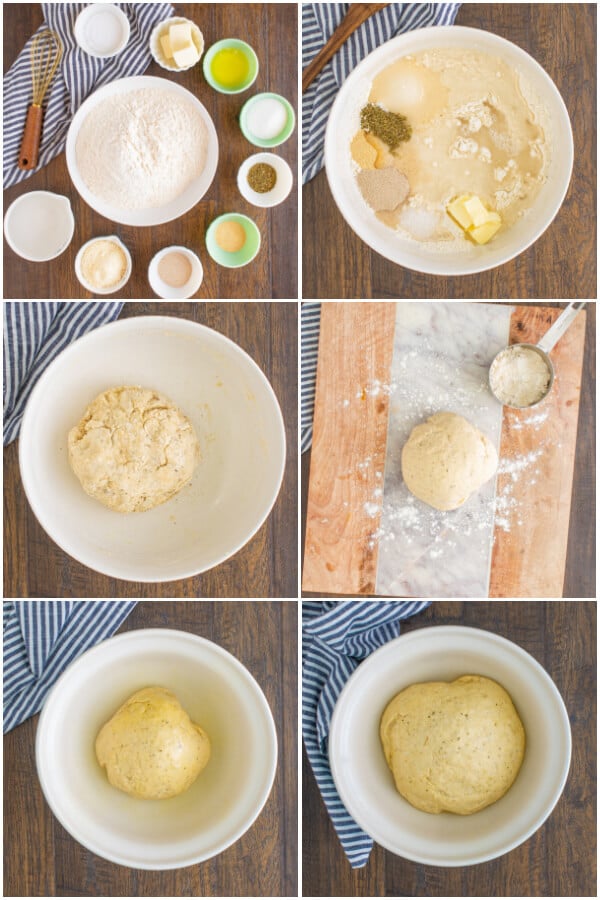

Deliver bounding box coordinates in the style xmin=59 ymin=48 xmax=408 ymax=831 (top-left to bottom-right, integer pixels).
xmin=239 ymin=93 xmax=296 ymax=148
xmin=205 ymin=213 xmax=261 ymax=268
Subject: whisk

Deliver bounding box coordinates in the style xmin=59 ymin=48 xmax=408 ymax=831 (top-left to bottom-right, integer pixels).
xmin=18 ymin=28 xmax=63 ymax=171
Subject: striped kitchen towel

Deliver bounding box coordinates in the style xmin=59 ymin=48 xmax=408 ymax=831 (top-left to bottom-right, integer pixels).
xmin=303 ymin=600 xmax=430 ymax=867
xmin=3 ymin=2 xmax=173 ymax=188
xmin=3 ymin=601 xmax=137 ymax=733
xmin=301 ymin=302 xmax=321 ymax=453
xmin=3 ymin=301 xmax=123 ymax=445
xmin=302 ymin=3 xmax=461 ymax=184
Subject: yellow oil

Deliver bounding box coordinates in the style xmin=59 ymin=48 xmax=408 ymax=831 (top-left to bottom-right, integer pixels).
xmin=210 ymin=47 xmax=250 ymax=88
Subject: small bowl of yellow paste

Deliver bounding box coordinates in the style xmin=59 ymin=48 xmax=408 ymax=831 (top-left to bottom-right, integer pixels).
xmin=202 ymin=38 xmax=258 ymax=94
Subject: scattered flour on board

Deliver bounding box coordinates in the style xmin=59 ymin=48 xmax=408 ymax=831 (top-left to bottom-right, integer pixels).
xmin=76 ymin=88 xmax=208 ymax=210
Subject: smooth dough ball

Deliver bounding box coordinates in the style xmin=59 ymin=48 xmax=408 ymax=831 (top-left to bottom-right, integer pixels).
xmin=401 ymin=411 xmax=498 ymax=510
xmin=96 ymin=687 xmax=211 ymax=800
xmin=380 ymin=675 xmax=525 ymax=815
xmin=68 ymin=386 xmax=200 ymax=512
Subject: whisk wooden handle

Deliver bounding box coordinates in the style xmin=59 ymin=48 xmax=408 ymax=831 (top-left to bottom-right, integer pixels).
xmin=18 ymin=104 xmax=43 ymax=170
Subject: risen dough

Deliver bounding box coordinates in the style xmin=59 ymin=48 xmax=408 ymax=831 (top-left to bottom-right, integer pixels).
xmin=68 ymin=386 xmax=200 ymax=512
xmin=96 ymin=687 xmax=211 ymax=800
xmin=380 ymin=675 xmax=525 ymax=815
xmin=401 ymin=411 xmax=498 ymax=511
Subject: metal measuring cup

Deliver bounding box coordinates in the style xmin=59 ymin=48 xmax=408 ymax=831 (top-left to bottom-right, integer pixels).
xmin=489 ymin=302 xmax=586 ymax=409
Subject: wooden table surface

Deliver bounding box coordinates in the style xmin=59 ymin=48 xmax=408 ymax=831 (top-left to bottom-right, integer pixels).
xmin=302 ymin=3 xmax=596 ymax=299
xmin=3 ymin=302 xmax=298 ymax=598
xmin=3 ymin=600 xmax=298 ymax=897
xmin=3 ymin=3 xmax=298 ymax=299
xmin=302 ymin=601 xmax=597 ymax=897
xmin=301 ymin=301 xmax=596 ymax=598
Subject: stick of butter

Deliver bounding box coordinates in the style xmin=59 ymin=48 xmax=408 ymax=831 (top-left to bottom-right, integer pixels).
xmin=169 ymin=22 xmax=193 ymax=51
xmin=172 ymin=43 xmax=200 ymax=68
xmin=160 ymin=33 xmax=174 ymax=59
xmin=447 ymin=193 xmax=502 ymax=245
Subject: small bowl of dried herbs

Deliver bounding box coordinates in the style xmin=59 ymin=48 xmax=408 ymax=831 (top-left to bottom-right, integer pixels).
xmin=236 ymin=153 xmax=293 ymax=209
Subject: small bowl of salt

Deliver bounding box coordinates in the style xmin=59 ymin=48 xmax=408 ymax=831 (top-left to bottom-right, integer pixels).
xmin=239 ymin=92 xmax=295 ymax=148
xmin=148 ymin=246 xmax=204 ymax=299
xmin=75 ymin=236 xmax=131 ymax=296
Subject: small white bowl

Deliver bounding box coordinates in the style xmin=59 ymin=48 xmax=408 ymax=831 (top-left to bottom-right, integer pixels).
xmin=150 ymin=17 xmax=204 ymax=72
xmin=74 ymin=4 xmax=130 ymax=58
xmin=329 ymin=625 xmax=571 ymax=866
xmin=18 ymin=316 xmax=286 ymax=582
xmin=75 ymin=236 xmax=132 ymax=295
xmin=237 ymin=153 xmax=293 ymax=208
xmin=36 ymin=628 xmax=278 ymax=869
xmin=325 ymin=26 xmax=574 ymax=275
xmin=4 ymin=191 xmax=74 ymax=261
xmin=148 ymin=245 xmax=203 ymax=299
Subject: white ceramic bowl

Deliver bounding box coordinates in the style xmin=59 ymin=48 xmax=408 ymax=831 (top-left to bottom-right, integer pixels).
xmin=237 ymin=153 xmax=294 ymax=208
xmin=36 ymin=628 xmax=278 ymax=869
xmin=4 ymin=191 xmax=74 ymax=261
xmin=18 ymin=316 xmax=286 ymax=582
xmin=74 ymin=235 xmax=132 ymax=295
xmin=66 ymin=76 xmax=218 ymax=226
xmin=150 ymin=16 xmax=204 ymax=72
xmin=74 ymin=4 xmax=130 ymax=58
xmin=148 ymin=245 xmax=204 ymax=299
xmin=325 ymin=26 xmax=573 ymax=275
xmin=329 ymin=625 xmax=571 ymax=866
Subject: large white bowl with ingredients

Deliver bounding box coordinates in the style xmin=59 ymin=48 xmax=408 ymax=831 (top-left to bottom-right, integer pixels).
xmin=18 ymin=316 xmax=286 ymax=582
xmin=36 ymin=628 xmax=278 ymax=869
xmin=325 ymin=26 xmax=573 ymax=275
xmin=65 ymin=76 xmax=218 ymax=226
xmin=329 ymin=625 xmax=571 ymax=866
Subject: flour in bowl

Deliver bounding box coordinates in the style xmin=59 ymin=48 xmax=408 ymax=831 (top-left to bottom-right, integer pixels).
xmin=75 ymin=88 xmax=208 ymax=210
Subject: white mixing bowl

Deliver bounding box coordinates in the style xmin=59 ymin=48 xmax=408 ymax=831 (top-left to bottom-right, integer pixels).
xmin=36 ymin=628 xmax=278 ymax=869
xmin=325 ymin=26 xmax=573 ymax=275
xmin=329 ymin=625 xmax=571 ymax=865
xmin=18 ymin=316 xmax=286 ymax=582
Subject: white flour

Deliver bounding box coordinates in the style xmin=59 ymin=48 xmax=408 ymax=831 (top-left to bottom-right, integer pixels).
xmin=76 ymin=88 xmax=208 ymax=210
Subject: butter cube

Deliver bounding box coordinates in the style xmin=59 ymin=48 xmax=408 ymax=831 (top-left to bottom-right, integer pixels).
xmin=463 ymin=195 xmax=490 ymax=227
xmin=468 ymin=213 xmax=502 ymax=245
xmin=160 ymin=33 xmax=174 ymax=58
xmin=446 ymin=194 xmax=473 ymax=230
xmin=172 ymin=42 xmax=200 ymax=68
xmin=168 ymin=22 xmax=192 ymax=51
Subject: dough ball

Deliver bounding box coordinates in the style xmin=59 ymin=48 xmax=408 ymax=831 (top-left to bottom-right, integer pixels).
xmin=68 ymin=386 xmax=200 ymax=513
xmin=96 ymin=687 xmax=211 ymax=800
xmin=401 ymin=411 xmax=498 ymax=510
xmin=380 ymin=675 xmax=525 ymax=815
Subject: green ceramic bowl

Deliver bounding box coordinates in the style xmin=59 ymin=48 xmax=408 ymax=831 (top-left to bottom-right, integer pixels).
xmin=203 ymin=39 xmax=259 ymax=94
xmin=239 ymin=93 xmax=296 ymax=148
xmin=205 ymin=213 xmax=261 ymax=268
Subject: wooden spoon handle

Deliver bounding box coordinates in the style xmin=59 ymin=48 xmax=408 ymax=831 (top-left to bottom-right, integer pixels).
xmin=18 ymin=103 xmax=43 ymax=171
xmin=302 ymin=3 xmax=388 ymax=93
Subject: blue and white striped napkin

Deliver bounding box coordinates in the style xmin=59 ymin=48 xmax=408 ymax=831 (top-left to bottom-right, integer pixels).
xmin=301 ymin=302 xmax=321 ymax=454
xmin=4 ymin=301 xmax=123 ymax=446
xmin=3 ymin=601 xmax=136 ymax=733
xmin=302 ymin=2 xmax=461 ymax=184
xmin=302 ymin=600 xmax=430 ymax=868
xmin=3 ymin=2 xmax=173 ymax=188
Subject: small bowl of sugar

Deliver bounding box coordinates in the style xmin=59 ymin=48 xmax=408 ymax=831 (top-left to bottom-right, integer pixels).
xmin=237 ymin=153 xmax=293 ymax=208
xmin=239 ymin=93 xmax=295 ymax=148
xmin=148 ymin=246 xmax=204 ymax=299
xmin=75 ymin=236 xmax=131 ymax=296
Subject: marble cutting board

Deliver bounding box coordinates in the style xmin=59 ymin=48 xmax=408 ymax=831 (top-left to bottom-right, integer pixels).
xmin=303 ymin=302 xmax=586 ymax=598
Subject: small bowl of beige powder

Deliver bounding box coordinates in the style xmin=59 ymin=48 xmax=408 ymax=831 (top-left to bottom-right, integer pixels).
xmin=75 ymin=236 xmax=132 ymax=295
xmin=205 ymin=213 xmax=261 ymax=268
xmin=148 ymin=246 xmax=204 ymax=299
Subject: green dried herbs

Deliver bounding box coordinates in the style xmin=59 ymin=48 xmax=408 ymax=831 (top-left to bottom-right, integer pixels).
xmin=360 ymin=103 xmax=412 ymax=150
xmin=247 ymin=162 xmax=277 ymax=193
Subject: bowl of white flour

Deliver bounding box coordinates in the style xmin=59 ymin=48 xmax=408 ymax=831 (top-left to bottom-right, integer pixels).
xmin=66 ymin=76 xmax=218 ymax=226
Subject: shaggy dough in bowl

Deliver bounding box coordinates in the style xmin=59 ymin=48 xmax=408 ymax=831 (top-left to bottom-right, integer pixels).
xmin=96 ymin=687 xmax=211 ymax=799
xmin=68 ymin=386 xmax=200 ymax=512
xmin=401 ymin=411 xmax=498 ymax=510
xmin=380 ymin=675 xmax=525 ymax=815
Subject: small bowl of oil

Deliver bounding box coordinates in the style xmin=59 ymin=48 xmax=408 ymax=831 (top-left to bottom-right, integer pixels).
xmin=202 ymin=38 xmax=258 ymax=94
